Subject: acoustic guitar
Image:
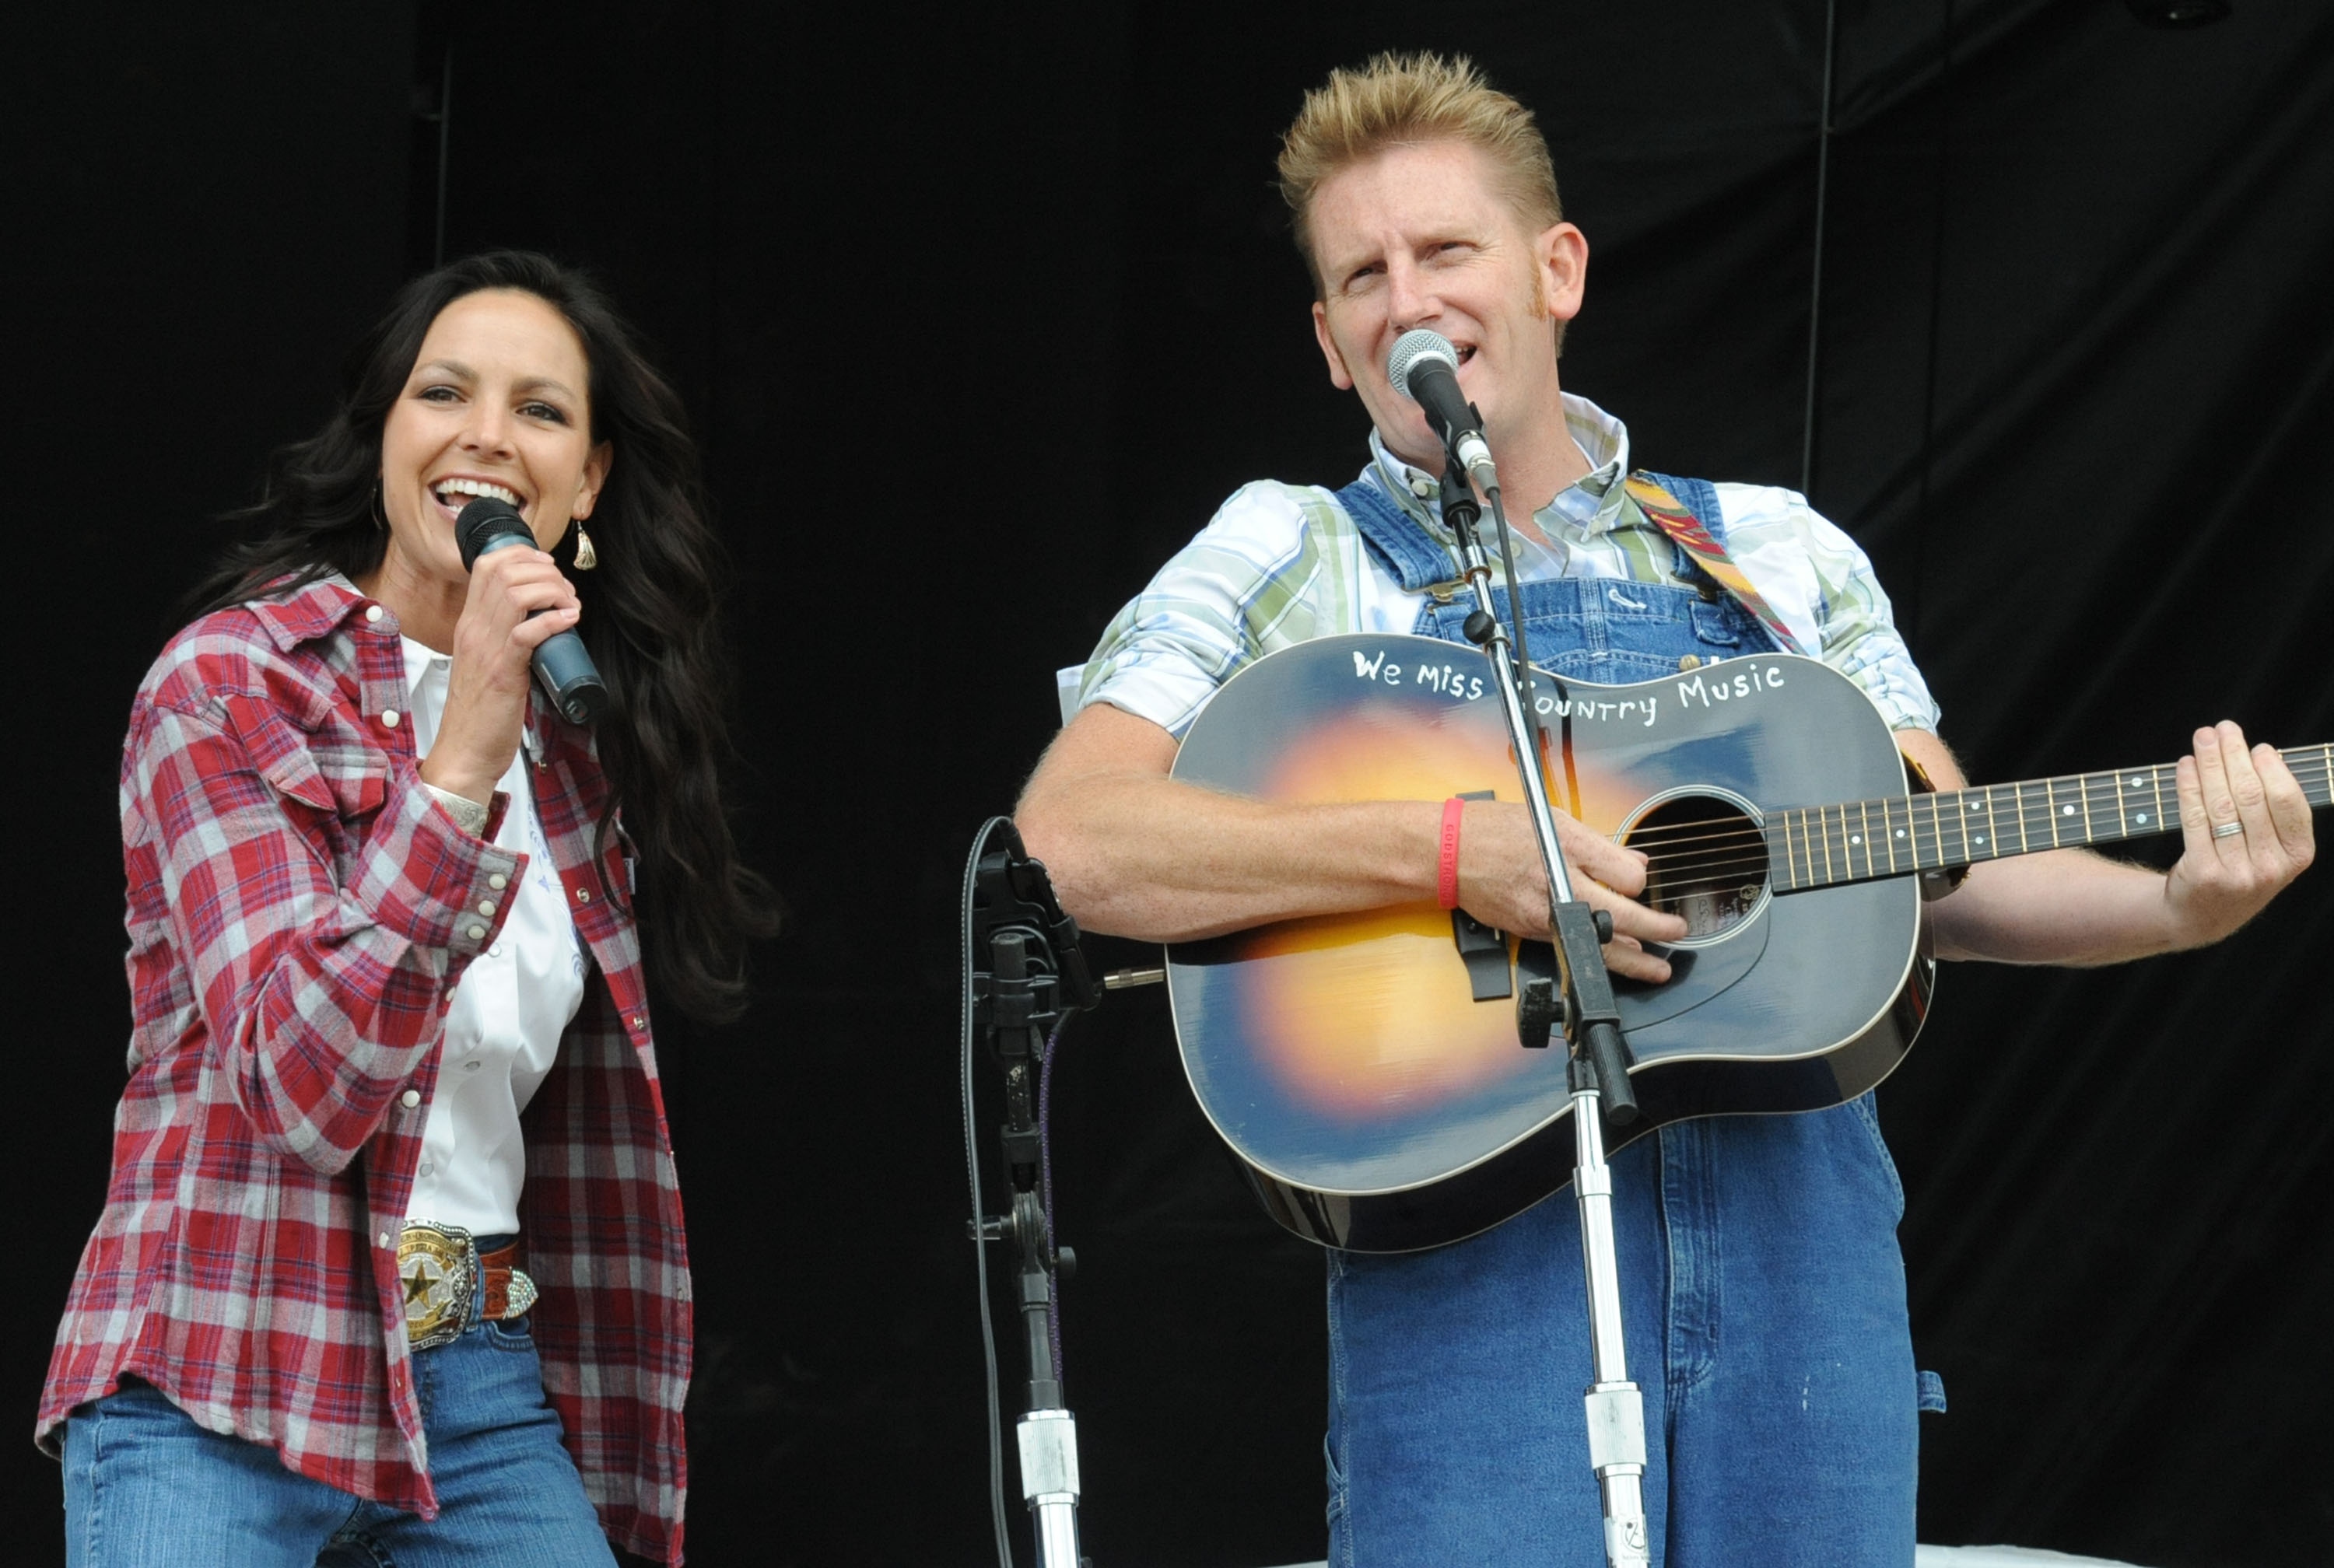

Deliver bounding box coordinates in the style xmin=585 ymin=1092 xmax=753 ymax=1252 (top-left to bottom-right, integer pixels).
xmin=1165 ymin=633 xmax=2330 ymax=1253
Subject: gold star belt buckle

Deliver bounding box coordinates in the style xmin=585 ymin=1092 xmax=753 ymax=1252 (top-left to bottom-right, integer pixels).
xmin=398 ymin=1222 xmax=478 ymax=1351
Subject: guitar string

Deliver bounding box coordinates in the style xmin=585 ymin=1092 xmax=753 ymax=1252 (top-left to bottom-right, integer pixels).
xmin=1617 ymin=782 xmax=2329 ymax=857
xmin=1456 ymin=782 xmax=2334 ymax=911
xmin=1617 ymin=797 xmax=2108 ymax=850
xmin=1605 ymin=754 xmax=2333 ymax=846
xmin=1624 ymin=767 xmax=2334 ymax=856
xmin=1627 ymin=787 xmax=2334 ymax=893
xmin=1566 ymin=751 xmax=2334 ymax=900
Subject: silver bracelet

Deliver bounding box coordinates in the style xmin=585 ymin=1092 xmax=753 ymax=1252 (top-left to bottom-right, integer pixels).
xmin=419 ymin=781 xmax=490 ymax=836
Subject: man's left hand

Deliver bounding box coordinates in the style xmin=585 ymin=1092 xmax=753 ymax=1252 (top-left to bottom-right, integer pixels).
xmin=2164 ymin=721 xmax=2316 ymax=944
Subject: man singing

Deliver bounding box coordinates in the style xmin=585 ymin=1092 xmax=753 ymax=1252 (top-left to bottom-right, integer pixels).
xmin=1016 ymin=52 xmax=2311 ymax=1564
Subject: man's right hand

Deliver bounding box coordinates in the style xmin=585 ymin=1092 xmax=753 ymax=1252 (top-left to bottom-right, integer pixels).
xmin=1450 ymin=798 xmax=1687 ymax=983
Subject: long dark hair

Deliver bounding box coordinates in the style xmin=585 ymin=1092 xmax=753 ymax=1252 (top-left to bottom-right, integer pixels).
xmin=188 ymin=250 xmax=777 ymax=1023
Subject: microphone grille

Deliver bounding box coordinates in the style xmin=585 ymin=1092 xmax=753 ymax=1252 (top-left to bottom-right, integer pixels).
xmin=454 ymin=497 xmax=531 ymax=571
xmin=1386 ymin=329 xmax=1459 ymax=399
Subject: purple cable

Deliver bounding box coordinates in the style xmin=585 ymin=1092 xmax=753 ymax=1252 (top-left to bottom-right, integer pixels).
xmin=1038 ymin=1018 xmax=1067 ymax=1385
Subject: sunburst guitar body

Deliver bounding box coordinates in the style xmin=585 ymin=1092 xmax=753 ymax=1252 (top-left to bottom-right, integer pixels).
xmin=1165 ymin=633 xmax=2334 ymax=1254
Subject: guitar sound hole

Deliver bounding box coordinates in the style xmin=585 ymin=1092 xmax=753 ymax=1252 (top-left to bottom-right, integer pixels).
xmin=1621 ymin=790 xmax=1770 ymax=947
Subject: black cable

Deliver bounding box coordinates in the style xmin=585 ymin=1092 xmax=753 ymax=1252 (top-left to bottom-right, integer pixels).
xmin=1038 ymin=1017 xmax=1067 ymax=1385
xmin=1481 ymin=482 xmax=1579 ymax=814
xmin=960 ymin=816 xmax=1016 ymax=1568
xmin=1800 ymin=0 xmax=1840 ymax=496
xmin=1485 ymin=485 xmax=1535 ymax=681
xmin=1912 ymin=0 xmax=1960 ymax=646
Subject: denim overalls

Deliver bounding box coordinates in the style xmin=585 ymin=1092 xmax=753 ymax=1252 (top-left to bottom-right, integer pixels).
xmin=1322 ymin=476 xmax=1942 ymax=1568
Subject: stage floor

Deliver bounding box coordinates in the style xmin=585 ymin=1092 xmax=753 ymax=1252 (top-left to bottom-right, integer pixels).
xmin=1263 ymin=1551 xmax=2140 ymax=1568
xmin=1914 ymin=1552 xmax=2142 ymax=1567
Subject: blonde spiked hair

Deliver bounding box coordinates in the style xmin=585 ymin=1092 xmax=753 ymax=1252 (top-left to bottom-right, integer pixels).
xmin=1277 ymin=51 xmax=1563 ymax=296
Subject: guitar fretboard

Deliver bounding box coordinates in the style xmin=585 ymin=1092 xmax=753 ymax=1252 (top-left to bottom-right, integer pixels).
xmin=1765 ymin=743 xmax=2334 ymax=894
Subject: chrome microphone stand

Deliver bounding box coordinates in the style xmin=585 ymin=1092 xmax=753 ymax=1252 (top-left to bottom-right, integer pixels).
xmin=1438 ymin=452 xmax=1653 ymax=1567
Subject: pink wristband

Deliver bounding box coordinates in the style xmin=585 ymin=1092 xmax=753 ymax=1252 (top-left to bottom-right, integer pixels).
xmin=1437 ymin=796 xmax=1466 ymax=910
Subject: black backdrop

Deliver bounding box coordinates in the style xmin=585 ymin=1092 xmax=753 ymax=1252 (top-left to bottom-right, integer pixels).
xmin=6 ymin=3 xmax=2332 ymax=1564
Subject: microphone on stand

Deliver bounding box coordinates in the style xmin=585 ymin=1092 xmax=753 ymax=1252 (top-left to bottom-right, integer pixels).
xmin=454 ymin=498 xmax=609 ymax=725
xmin=1388 ymin=328 xmax=1500 ymax=495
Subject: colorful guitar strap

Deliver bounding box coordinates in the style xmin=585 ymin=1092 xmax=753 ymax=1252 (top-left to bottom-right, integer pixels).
xmin=1624 ymin=471 xmax=1807 ymax=656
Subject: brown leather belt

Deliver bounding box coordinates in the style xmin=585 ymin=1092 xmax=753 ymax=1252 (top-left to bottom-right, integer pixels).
xmin=398 ymin=1223 xmax=538 ymax=1350
xmin=478 ymin=1240 xmax=526 ymax=1320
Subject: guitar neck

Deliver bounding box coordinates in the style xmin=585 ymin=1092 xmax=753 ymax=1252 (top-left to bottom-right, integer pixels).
xmin=1766 ymin=742 xmax=2334 ymax=893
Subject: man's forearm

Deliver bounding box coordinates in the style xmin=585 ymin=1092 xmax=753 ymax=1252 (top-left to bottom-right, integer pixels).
xmin=1015 ymin=702 xmax=1687 ymax=974
xmin=1017 ymin=747 xmax=1439 ymax=941
xmin=1908 ymin=723 xmax=2312 ymax=966
xmin=1926 ymin=849 xmax=2181 ymax=966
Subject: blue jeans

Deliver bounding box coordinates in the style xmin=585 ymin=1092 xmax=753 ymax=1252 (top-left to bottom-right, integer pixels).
xmin=1326 ymin=1098 xmax=1942 ymax=1566
xmin=61 ymin=1302 xmax=614 ymax=1566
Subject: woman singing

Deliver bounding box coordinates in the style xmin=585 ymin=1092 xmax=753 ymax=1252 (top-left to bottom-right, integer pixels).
xmin=40 ymin=251 xmax=771 ymax=1566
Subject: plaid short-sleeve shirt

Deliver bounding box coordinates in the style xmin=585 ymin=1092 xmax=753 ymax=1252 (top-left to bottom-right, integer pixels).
xmin=1080 ymin=396 xmax=1939 ymax=739
xmin=39 ymin=576 xmax=693 ymax=1565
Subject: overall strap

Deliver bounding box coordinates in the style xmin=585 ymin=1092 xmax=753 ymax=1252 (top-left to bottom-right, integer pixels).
xmin=1335 ymin=478 xmax=1461 ymax=592
xmin=1625 ymin=471 xmax=1805 ymax=655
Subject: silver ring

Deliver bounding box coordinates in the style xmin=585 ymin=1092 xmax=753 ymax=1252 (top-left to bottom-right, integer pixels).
xmin=2211 ymin=820 xmax=2245 ymax=839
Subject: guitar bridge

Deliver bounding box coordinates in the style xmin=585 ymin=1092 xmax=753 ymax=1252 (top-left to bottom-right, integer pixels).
xmin=1452 ymin=908 xmax=1512 ymax=1001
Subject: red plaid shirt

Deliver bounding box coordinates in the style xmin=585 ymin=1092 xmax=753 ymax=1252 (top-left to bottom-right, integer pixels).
xmin=39 ymin=576 xmax=692 ymax=1564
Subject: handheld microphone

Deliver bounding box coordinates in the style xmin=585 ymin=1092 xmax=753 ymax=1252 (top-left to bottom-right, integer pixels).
xmin=454 ymin=498 xmax=610 ymax=725
xmin=1387 ymin=329 xmax=1499 ymax=495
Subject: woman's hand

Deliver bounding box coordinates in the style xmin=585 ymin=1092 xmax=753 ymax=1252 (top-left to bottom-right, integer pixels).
xmin=415 ymin=544 xmax=580 ymax=805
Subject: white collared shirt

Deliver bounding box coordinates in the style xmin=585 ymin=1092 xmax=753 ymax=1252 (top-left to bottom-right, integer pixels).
xmin=397 ymin=638 xmax=587 ymax=1235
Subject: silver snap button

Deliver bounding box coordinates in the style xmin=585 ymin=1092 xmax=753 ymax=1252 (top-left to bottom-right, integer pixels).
xmin=575 ymin=887 xmax=591 ymax=904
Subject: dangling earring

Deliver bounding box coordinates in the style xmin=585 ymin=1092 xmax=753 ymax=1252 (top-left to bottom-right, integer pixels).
xmin=572 ymin=526 xmax=598 ymax=571
xmin=370 ymin=479 xmax=387 ymax=530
